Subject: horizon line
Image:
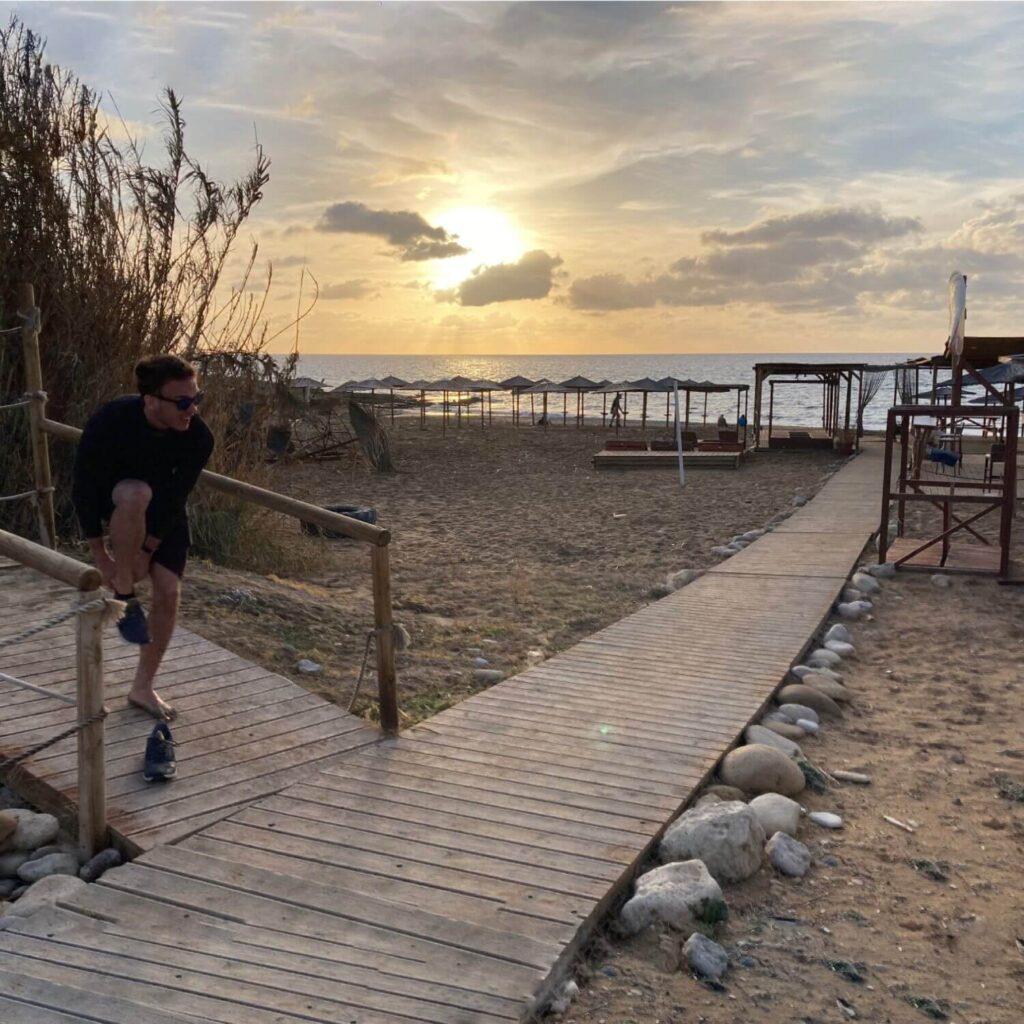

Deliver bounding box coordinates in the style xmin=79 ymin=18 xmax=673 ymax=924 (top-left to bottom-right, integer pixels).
xmin=274 ymin=349 xmax=936 ymax=358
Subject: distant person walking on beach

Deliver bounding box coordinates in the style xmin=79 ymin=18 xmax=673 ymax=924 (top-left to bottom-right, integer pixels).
xmin=717 ymin=412 xmax=728 ymax=429
xmin=609 ymin=392 xmax=623 ymax=427
xmin=72 ymin=355 xmax=214 ymax=721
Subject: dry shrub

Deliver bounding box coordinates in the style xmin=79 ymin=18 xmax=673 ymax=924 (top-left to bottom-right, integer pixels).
xmin=0 ymin=17 xmax=313 ymax=569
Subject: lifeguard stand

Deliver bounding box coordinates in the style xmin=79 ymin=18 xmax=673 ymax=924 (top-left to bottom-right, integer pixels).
xmin=878 ymin=275 xmax=1022 ymax=579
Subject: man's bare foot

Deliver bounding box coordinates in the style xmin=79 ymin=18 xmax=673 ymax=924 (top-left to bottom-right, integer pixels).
xmin=127 ymin=691 xmax=177 ymax=721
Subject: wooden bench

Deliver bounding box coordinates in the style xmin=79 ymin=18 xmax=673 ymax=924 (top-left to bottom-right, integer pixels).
xmin=605 ymin=440 xmax=648 ymax=451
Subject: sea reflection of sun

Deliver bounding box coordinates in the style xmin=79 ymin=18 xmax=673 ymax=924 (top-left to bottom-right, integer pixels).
xmin=431 ymin=206 xmax=526 ymax=290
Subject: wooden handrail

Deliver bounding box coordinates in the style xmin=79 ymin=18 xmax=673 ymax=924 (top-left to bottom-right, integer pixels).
xmin=0 ymin=527 xmax=101 ymax=590
xmin=41 ymin=419 xmax=390 ymax=546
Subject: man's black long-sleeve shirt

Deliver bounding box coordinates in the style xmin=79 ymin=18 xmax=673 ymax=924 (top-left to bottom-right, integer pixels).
xmin=72 ymin=395 xmax=214 ymax=540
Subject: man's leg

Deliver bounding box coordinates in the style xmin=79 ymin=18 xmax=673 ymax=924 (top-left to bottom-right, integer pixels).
xmin=109 ymin=480 xmax=151 ymax=595
xmin=127 ymin=562 xmax=179 ymax=719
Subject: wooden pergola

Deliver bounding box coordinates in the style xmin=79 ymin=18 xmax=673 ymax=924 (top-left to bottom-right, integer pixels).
xmin=752 ymin=362 xmax=871 ymax=452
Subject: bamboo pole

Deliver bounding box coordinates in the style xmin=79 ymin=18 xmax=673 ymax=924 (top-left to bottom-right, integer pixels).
xmin=76 ymin=592 xmax=106 ymax=858
xmin=18 ymin=284 xmax=56 ymax=548
xmin=371 ymin=544 xmax=398 ymax=734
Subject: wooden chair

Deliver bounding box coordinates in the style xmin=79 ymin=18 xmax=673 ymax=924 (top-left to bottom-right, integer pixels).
xmin=984 ymin=443 xmax=1006 ymax=486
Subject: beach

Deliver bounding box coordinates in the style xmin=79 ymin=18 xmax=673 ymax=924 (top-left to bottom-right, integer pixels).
xmin=180 ymin=417 xmax=843 ymax=723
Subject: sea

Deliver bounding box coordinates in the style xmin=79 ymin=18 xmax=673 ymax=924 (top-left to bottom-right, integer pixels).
xmin=288 ymin=353 xmax=924 ymax=431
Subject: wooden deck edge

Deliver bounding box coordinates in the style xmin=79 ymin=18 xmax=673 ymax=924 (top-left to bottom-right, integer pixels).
xmin=520 ymin=531 xmax=875 ymax=1019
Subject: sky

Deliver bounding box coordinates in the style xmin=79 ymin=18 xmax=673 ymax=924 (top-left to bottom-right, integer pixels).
xmin=14 ymin=1 xmax=1024 ymax=355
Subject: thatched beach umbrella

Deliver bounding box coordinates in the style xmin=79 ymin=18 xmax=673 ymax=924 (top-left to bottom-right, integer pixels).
xmin=520 ymin=379 xmax=561 ymax=427
xmin=500 ymin=375 xmax=536 ymax=425
xmin=559 ymin=375 xmax=599 ymax=427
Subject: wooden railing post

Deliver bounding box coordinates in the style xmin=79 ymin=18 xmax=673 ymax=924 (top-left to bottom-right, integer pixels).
xmin=76 ymin=591 xmax=106 ymax=858
xmin=17 ymin=283 xmax=56 ymax=549
xmin=370 ymin=543 xmax=399 ymax=734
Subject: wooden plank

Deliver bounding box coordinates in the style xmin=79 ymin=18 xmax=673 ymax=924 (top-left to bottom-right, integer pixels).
xmin=0 ymin=968 xmax=196 ymax=1023
xmin=233 ymin=799 xmax=624 ymax=887
xmin=3 ymin=918 xmax=517 ymax=1024
xmin=107 ymin=850 xmax=560 ymax=980
xmin=63 ymin=884 xmax=542 ymax=1007
xmin=272 ymin=781 xmax=639 ymax=864
xmin=182 ymin=830 xmax=574 ymax=946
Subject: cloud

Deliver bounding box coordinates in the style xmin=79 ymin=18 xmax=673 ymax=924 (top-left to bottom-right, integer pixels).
xmin=400 ymin=239 xmax=471 ymax=262
xmin=567 ymin=204 xmax=927 ymax=313
xmin=701 ymin=207 xmax=922 ymax=246
xmin=438 ymin=250 xmax=564 ymax=306
xmin=320 ymin=279 xmax=379 ymax=300
xmin=316 ymin=201 xmax=469 ymax=261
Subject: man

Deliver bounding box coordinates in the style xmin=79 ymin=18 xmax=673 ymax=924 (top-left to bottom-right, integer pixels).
xmin=73 ymin=355 xmax=214 ymax=721
xmin=609 ymin=392 xmax=623 ymax=427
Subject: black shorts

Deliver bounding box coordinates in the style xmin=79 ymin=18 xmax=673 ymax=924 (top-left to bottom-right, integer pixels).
xmin=100 ymin=508 xmax=191 ymax=579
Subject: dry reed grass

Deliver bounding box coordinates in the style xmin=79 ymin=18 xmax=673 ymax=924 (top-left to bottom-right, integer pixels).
xmin=0 ymin=17 xmax=313 ymax=569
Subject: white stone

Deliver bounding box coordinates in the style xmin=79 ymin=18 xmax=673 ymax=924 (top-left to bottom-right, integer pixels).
xmin=17 ymin=852 xmax=79 ymax=884
xmin=748 ymin=793 xmax=802 ymax=837
xmin=660 ymin=802 xmax=765 ymax=883
xmin=808 ymin=647 xmax=842 ymax=667
xmin=825 ymin=624 xmax=852 ymax=644
xmin=295 ymin=659 xmax=322 ymax=675
xmin=619 ymin=860 xmax=726 ymax=935
xmin=549 ymin=980 xmax=579 ymax=1014
xmin=836 ymin=602 xmax=864 ymax=620
xmin=824 ymin=640 xmax=855 ymax=658
xmin=684 ymin=932 xmax=729 ymax=980
xmin=766 ymin=832 xmax=812 ymax=877
xmin=742 ymin=530 xmax=766 ymax=541
xmin=796 ymin=718 xmax=820 ymax=734
xmin=868 ymin=562 xmax=897 ymax=578
xmin=8 ymin=810 xmax=59 ymax=852
xmin=0 ymin=874 xmax=86 ymax=919
xmin=526 ymin=649 xmax=545 ymax=662
xmin=851 ymin=572 xmax=881 ymax=595
xmin=793 ymin=495 xmax=808 ymax=507
xmin=808 ymin=665 xmax=843 ymax=682
xmin=808 ymin=811 xmax=844 ymax=829
xmin=668 ymin=569 xmax=703 ymax=591
xmin=744 ymin=725 xmax=802 ymax=760
xmin=471 ymin=656 xmax=490 ymax=667
xmin=931 ymin=574 xmax=952 ymax=589
xmin=832 ymin=770 xmax=871 ymax=785
xmin=710 ymin=546 xmax=734 ymax=557
xmin=777 ymin=703 xmax=819 ymax=725
xmin=852 ymin=600 xmax=873 ymax=612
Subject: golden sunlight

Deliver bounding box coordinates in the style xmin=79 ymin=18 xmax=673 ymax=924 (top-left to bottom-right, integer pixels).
xmin=430 ymin=206 xmax=527 ymax=289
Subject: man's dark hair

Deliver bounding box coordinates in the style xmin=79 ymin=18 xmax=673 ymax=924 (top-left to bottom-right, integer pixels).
xmin=135 ymin=355 xmax=197 ymax=396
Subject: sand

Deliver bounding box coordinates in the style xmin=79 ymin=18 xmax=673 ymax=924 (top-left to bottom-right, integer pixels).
xmin=180 ymin=417 xmax=841 ymax=721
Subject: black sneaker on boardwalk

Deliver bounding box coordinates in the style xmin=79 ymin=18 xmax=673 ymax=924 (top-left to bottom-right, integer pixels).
xmin=117 ymin=598 xmax=151 ymax=645
xmin=143 ymin=722 xmax=176 ymax=783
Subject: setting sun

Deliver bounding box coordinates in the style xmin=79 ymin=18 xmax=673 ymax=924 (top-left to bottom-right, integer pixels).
xmin=430 ymin=206 xmax=527 ymax=289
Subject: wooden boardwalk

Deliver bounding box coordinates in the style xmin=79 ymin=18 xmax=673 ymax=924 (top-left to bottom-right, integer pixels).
xmin=0 ymin=446 xmax=884 ymax=1023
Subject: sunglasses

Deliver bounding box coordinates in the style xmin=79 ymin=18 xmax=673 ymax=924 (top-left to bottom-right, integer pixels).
xmin=155 ymin=390 xmax=204 ymax=412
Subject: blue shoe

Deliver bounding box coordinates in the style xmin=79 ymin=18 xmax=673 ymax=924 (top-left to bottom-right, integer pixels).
xmin=143 ymin=722 xmax=176 ymax=783
xmin=117 ymin=598 xmax=151 ymax=645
